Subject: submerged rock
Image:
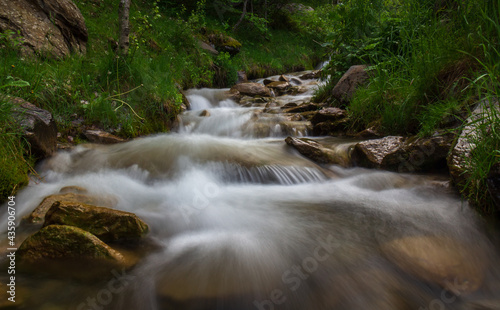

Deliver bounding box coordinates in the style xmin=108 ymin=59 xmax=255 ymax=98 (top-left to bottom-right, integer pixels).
xmin=26 ymin=192 xmax=118 ymax=224
xmin=331 ymin=65 xmax=369 ymax=106
xmin=285 ymin=136 xmax=350 ymax=167
xmin=381 ymin=236 xmax=487 ymax=294
xmin=44 ymin=201 xmax=149 ymax=242
xmin=230 ymin=83 xmax=272 ymax=97
xmin=17 ymin=225 xmax=124 ymax=264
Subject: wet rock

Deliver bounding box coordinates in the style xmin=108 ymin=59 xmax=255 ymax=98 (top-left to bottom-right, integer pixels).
xmin=26 ymin=192 xmax=118 ymax=224
xmin=381 ymin=236 xmax=487 ymax=294
xmin=332 ymin=65 xmax=369 ymax=106
xmin=230 ymin=83 xmax=271 ymax=97
xmin=311 ymin=107 xmax=347 ymax=125
xmin=44 ymin=201 xmax=149 ymax=242
xmin=0 ymin=0 xmax=88 ymax=58
xmin=313 ymin=119 xmax=349 ymax=136
xmin=280 ymin=122 xmax=311 ymax=137
xmin=58 ymin=185 xmax=88 ymax=194
xmin=285 ymin=136 xmax=349 ymax=166
xmin=279 ymin=75 xmax=290 ymax=82
xmin=266 ymin=81 xmax=291 ymax=95
xmin=299 ymin=71 xmax=321 ymax=80
xmin=84 ymin=130 xmax=125 ymax=144
xmin=17 ymin=225 xmax=124 ymax=264
xmin=283 ymin=103 xmax=320 ymax=113
xmin=290 ymin=77 xmax=302 ymax=85
xmin=448 ymin=99 xmax=499 ymax=189
xmin=10 ymin=97 xmax=58 ymax=159
xmin=263 ymin=79 xmax=273 ymax=86
xmin=351 ymin=136 xmax=406 ymax=169
xmin=237 ymin=71 xmax=247 ymax=84
xmin=199 ymin=110 xmax=211 ymax=117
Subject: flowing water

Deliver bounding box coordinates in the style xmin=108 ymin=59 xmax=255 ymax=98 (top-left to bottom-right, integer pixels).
xmin=1 ymin=71 xmax=500 ymax=310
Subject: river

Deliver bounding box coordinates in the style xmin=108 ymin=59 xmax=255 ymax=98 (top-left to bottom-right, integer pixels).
xmin=1 ymin=70 xmax=499 ymax=309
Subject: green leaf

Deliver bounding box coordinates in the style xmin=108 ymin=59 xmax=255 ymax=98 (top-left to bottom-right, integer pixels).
xmin=1 ymin=76 xmax=30 ymax=89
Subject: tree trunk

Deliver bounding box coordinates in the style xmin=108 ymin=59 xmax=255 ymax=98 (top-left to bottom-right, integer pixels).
xmin=233 ymin=0 xmax=248 ymax=32
xmin=118 ymin=0 xmax=131 ymax=56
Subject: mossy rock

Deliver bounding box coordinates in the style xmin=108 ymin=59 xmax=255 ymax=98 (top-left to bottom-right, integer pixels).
xmin=17 ymin=225 xmax=124 ymax=263
xmin=44 ymin=201 xmax=149 ymax=242
xmin=25 ymin=192 xmax=118 ymax=224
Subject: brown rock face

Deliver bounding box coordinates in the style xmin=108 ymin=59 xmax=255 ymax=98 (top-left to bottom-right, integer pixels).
xmin=44 ymin=201 xmax=149 ymax=242
xmin=0 ymin=0 xmax=88 ymax=58
xmin=352 ymin=136 xmax=406 ymax=169
xmin=285 ymin=136 xmax=350 ymax=167
xmin=10 ymin=97 xmax=58 ymax=159
xmin=26 ymin=192 xmax=118 ymax=224
xmin=230 ymin=83 xmax=272 ymax=97
xmin=331 ymin=65 xmax=369 ymax=106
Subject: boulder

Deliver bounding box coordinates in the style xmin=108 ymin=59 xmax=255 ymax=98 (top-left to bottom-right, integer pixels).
xmin=199 ymin=110 xmax=211 ymax=117
xmin=44 ymin=201 xmax=149 ymax=242
xmin=10 ymin=97 xmax=57 ymax=159
xmin=448 ymin=99 xmax=499 ymax=189
xmin=311 ymin=107 xmax=346 ymax=125
xmin=331 ymin=65 xmax=369 ymax=106
xmin=207 ymin=33 xmax=241 ymax=56
xmin=279 ymin=75 xmax=290 ymax=82
xmin=0 ymin=0 xmax=88 ymax=58
xmin=381 ymin=236 xmax=487 ymax=294
xmin=17 ymin=225 xmax=124 ymax=264
xmin=282 ymin=103 xmax=320 ymax=113
xmin=351 ymin=136 xmax=406 ymax=169
xmin=299 ymin=71 xmax=321 ymax=80
xmin=312 ymin=119 xmax=349 ymax=136
xmin=230 ymin=83 xmax=271 ymax=97
xmin=285 ymin=136 xmax=350 ymax=167
xmin=266 ymin=81 xmax=290 ymax=95
xmin=84 ymin=130 xmax=125 ymax=144
xmin=25 ymin=192 xmax=118 ymax=224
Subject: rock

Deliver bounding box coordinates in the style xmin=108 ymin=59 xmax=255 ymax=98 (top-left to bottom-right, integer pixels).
xmin=263 ymin=79 xmax=273 ymax=86
xmin=381 ymin=236 xmax=487 ymax=294
xmin=290 ymin=77 xmax=302 ymax=85
xmin=279 ymin=121 xmax=311 ymax=137
xmin=17 ymin=224 xmax=124 ymax=264
xmin=44 ymin=201 xmax=149 ymax=242
xmin=283 ymin=103 xmax=320 ymax=113
xmin=351 ymin=136 xmax=406 ymax=169
xmin=332 ymin=65 xmax=369 ymax=106
xmin=26 ymin=192 xmax=118 ymax=224
xmin=198 ymin=40 xmax=218 ymax=55
xmin=279 ymin=75 xmax=290 ymax=82
xmin=448 ymin=99 xmax=499 ymax=189
xmin=84 ymin=130 xmax=125 ymax=144
xmin=10 ymin=97 xmax=57 ymax=159
xmin=266 ymin=81 xmax=291 ymax=95
xmin=299 ymin=71 xmax=321 ymax=80
xmin=313 ymin=119 xmax=349 ymax=136
xmin=236 ymin=71 xmax=247 ymax=84
xmin=199 ymin=110 xmax=211 ymax=117
xmin=352 ymin=126 xmax=382 ymax=139
xmin=207 ymin=33 xmax=241 ymax=56
xmin=285 ymin=136 xmax=350 ymax=166
xmin=289 ymin=86 xmax=308 ymax=95
xmin=0 ymin=0 xmax=88 ymax=58
xmin=311 ymin=107 xmax=347 ymax=125
xmin=283 ymin=3 xmax=314 ymax=14
xmin=230 ymin=83 xmax=271 ymax=97
xmin=58 ymin=185 xmax=88 ymax=194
